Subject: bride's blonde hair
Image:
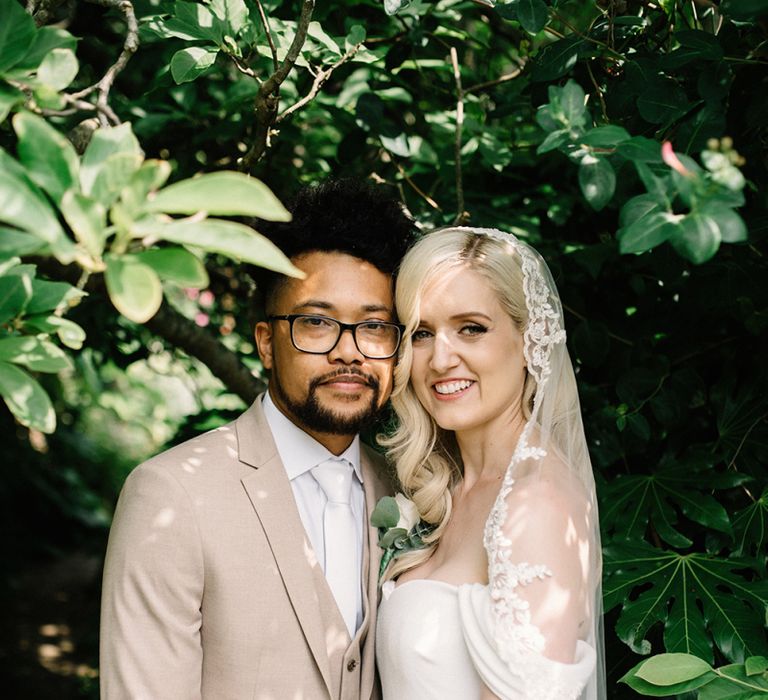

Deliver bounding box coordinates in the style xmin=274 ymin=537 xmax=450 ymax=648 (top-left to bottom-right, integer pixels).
xmin=379 ymin=228 xmax=537 ymax=580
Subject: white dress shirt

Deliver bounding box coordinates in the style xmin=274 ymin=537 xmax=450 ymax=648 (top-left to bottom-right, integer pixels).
xmin=262 ymin=392 xmax=365 ymax=634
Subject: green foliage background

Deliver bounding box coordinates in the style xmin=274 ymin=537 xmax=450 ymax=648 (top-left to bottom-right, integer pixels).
xmin=1 ymin=0 xmax=767 ymax=696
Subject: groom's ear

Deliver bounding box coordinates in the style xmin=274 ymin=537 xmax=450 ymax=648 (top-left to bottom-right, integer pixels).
xmin=255 ymin=321 xmax=274 ymax=370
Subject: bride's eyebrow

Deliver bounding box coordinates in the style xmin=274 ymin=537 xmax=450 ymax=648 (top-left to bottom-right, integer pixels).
xmin=449 ymin=312 xmax=493 ymax=322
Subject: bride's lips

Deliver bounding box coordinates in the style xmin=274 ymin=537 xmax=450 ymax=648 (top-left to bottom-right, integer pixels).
xmin=431 ymin=379 xmax=475 ymax=401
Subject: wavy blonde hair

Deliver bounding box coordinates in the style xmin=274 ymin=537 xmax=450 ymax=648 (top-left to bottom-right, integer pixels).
xmin=379 ymin=228 xmax=537 ymax=580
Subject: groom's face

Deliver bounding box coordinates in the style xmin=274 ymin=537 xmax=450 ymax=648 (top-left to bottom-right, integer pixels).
xmin=256 ymin=251 xmax=397 ymax=450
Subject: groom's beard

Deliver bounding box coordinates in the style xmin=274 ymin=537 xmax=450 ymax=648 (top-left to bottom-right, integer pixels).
xmin=271 ymin=367 xmax=383 ymax=436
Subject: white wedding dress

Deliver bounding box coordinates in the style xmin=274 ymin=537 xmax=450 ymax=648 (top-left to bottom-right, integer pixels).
xmin=376 ymin=227 xmax=604 ymax=700
xmin=376 ymin=548 xmax=597 ymax=700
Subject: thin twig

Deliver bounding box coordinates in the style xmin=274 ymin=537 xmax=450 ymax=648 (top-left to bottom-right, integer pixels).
xmin=464 ymin=67 xmax=523 ymax=94
xmin=255 ymin=0 xmax=278 ymax=72
xmin=449 ymin=47 xmax=466 ymax=225
xmin=277 ymin=43 xmax=362 ymax=122
xmin=386 ymin=154 xmax=441 ymax=211
xmin=240 ymin=0 xmax=315 ymax=169
xmin=231 ymin=56 xmax=259 ymax=79
xmin=586 ymin=61 xmax=609 ymax=122
xmin=70 ymin=0 xmax=139 ymax=126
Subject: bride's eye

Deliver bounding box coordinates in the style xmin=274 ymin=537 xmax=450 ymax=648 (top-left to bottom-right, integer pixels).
xmin=460 ymin=323 xmax=488 ymax=336
xmin=411 ymin=328 xmax=432 ymax=343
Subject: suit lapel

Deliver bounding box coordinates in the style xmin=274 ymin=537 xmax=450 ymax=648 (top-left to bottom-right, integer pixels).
xmin=237 ymin=401 xmax=334 ymax=697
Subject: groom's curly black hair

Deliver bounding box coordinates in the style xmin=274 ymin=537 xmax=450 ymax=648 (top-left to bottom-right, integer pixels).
xmin=249 ymin=178 xmax=416 ymax=312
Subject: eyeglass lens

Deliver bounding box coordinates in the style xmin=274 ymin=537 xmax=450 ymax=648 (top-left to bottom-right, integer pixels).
xmin=292 ymin=316 xmax=399 ymax=358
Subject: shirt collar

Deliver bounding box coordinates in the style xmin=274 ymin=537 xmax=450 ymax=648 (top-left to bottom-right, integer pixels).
xmin=262 ymin=391 xmax=362 ymax=484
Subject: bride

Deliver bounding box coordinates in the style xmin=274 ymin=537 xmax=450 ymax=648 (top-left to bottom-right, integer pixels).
xmin=376 ymin=227 xmax=605 ymax=700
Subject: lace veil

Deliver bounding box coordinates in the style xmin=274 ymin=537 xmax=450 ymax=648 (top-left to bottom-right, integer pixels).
xmin=396 ymin=226 xmax=605 ymax=699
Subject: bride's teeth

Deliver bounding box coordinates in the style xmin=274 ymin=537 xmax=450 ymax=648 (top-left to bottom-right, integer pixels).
xmin=435 ymin=380 xmax=472 ymax=395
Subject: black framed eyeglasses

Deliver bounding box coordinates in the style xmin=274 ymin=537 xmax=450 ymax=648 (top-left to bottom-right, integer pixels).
xmin=268 ymin=314 xmax=405 ymax=360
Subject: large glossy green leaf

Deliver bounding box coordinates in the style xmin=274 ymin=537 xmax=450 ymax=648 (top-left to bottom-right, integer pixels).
xmin=530 ymin=36 xmax=584 ymax=82
xmin=37 ymin=48 xmax=78 ymax=90
xmin=0 ymin=360 xmax=55 ymax=433
xmin=670 ymin=214 xmax=722 ymax=264
xmin=146 ymin=219 xmax=303 ymax=277
xmin=22 ymin=314 xmax=86 ymax=350
xmin=0 ymin=151 xmax=75 ymax=262
xmin=164 ymin=1 xmax=224 ymax=42
xmin=517 ymin=0 xmax=549 ymax=34
xmin=0 ymin=228 xmax=45 ymax=259
xmin=0 ymin=0 xmax=36 ymax=74
xmin=698 ymin=664 xmax=768 ymax=698
xmin=581 ymin=125 xmax=631 ymax=147
xmin=145 ymin=172 xmax=291 ymax=220
xmin=170 ymin=47 xmax=219 ymax=84
xmin=136 ymin=247 xmax=209 ymax=288
xmin=635 ymin=653 xmax=713 ymax=685
xmin=579 ymin=154 xmax=615 ymax=211
xmin=618 ymin=211 xmax=678 ymax=254
xmin=210 ymin=0 xmax=249 ymax=34
xmin=60 ymin=191 xmax=107 ymax=257
xmin=0 ymin=273 xmax=31 ymax=325
xmin=604 ymin=542 xmax=768 ymax=663
xmin=0 ymin=336 xmax=73 ymax=373
xmin=0 ymin=83 xmax=23 ymax=123
xmin=14 ymin=112 xmax=79 ymax=205
xmin=14 ymin=26 xmax=77 ymax=72
xmin=104 ymin=255 xmax=163 ymax=323
xmin=119 ymin=160 xmax=172 ymax=217
xmin=26 ymin=279 xmax=86 ymax=316
xmin=621 ymin=657 xmax=717 ymax=696
xmin=80 ymin=124 xmax=143 ymax=202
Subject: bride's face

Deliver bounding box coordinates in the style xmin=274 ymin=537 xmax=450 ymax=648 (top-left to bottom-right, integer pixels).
xmin=409 ymin=266 xmax=527 ymax=437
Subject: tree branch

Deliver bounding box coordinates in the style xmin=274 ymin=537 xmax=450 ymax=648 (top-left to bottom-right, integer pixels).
xmin=240 ymin=0 xmax=315 ymax=170
xmin=33 ymin=259 xmax=264 ymax=404
xmin=464 ymin=67 xmax=523 ymax=94
xmin=449 ymin=47 xmax=467 ymax=225
xmin=255 ymin=0 xmax=279 ymax=72
xmin=276 ymin=41 xmax=362 ymax=123
xmin=70 ymin=0 xmax=139 ymax=126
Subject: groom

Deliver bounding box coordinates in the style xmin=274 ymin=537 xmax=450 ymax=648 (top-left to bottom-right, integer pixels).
xmin=99 ymin=179 xmax=415 ymax=699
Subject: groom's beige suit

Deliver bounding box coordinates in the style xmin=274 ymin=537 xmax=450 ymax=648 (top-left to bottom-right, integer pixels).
xmin=100 ymin=396 xmax=390 ymax=699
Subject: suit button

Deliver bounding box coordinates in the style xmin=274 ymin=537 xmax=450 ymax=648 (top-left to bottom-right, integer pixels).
xmin=347 ymin=660 xmax=358 ymax=672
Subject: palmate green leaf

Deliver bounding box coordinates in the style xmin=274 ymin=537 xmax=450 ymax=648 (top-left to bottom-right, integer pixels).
xmin=0 ymin=336 xmax=73 ymax=373
xmin=602 ymin=462 xmax=735 ymax=548
xmin=14 ymin=111 xmax=79 ymax=205
xmin=0 ymin=0 xmax=36 ymax=74
xmin=145 ymin=172 xmax=291 ymax=220
xmin=104 ymin=255 xmax=163 ymax=323
xmin=0 ymin=360 xmax=55 ymax=433
xmin=732 ymin=489 xmax=768 ymax=559
xmin=604 ymin=542 xmax=768 ymax=663
xmin=136 ymin=247 xmax=209 ymax=288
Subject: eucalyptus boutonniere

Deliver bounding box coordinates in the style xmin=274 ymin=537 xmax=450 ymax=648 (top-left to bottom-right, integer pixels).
xmin=370 ymin=493 xmax=435 ymax=579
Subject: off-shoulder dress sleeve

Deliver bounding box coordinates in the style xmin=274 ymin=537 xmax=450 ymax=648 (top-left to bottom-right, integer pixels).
xmin=457 ymin=475 xmax=598 ymax=700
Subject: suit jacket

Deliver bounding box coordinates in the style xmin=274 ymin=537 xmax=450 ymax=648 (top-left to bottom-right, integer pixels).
xmin=100 ymin=397 xmax=391 ymax=700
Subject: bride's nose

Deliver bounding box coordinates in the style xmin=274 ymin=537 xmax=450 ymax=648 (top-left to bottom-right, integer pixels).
xmin=428 ymin=332 xmax=460 ymax=372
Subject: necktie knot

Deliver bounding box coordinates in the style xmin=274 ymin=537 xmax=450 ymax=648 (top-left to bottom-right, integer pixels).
xmin=311 ymin=459 xmax=353 ymax=505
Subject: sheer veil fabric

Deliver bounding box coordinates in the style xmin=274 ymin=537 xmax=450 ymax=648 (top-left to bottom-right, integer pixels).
xmin=380 ymin=227 xmax=605 ymax=700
